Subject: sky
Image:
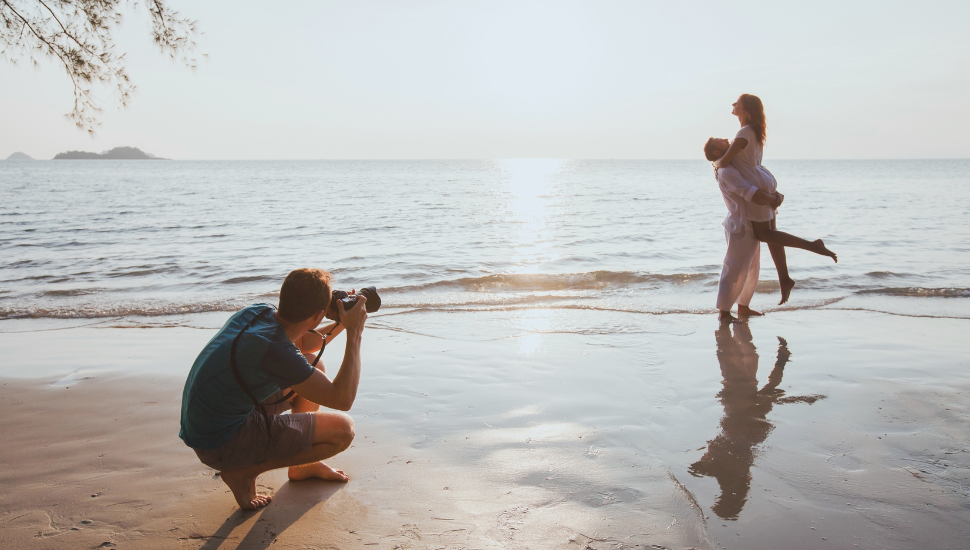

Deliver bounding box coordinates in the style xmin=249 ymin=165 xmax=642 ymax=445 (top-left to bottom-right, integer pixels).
xmin=1 ymin=0 xmax=968 ymax=160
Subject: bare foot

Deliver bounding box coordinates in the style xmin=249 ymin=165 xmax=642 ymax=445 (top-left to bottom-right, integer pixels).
xmin=778 ymin=278 xmax=796 ymax=305
xmin=719 ymin=310 xmax=740 ymax=324
xmin=220 ymin=469 xmax=273 ymax=510
xmin=738 ymin=305 xmax=763 ymax=317
xmin=812 ymin=239 xmax=837 ymax=263
xmin=288 ymin=461 xmax=349 ymax=482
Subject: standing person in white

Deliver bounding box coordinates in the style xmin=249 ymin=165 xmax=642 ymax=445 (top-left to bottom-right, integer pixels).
xmin=706 ymin=138 xmax=784 ymax=322
xmin=712 ymin=94 xmax=838 ymax=305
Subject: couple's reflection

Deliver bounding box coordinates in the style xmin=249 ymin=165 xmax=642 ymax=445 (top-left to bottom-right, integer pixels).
xmin=688 ymin=321 xmax=792 ymax=520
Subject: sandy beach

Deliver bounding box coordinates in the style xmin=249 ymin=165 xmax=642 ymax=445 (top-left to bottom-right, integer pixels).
xmin=2 ymin=308 xmax=968 ymax=549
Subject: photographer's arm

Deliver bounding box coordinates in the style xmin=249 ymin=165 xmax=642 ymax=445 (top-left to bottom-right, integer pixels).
xmin=291 ymin=297 xmax=366 ymax=411
xmin=295 ymin=321 xmax=346 ymax=355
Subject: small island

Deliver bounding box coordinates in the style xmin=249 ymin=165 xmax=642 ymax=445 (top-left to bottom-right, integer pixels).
xmin=6 ymin=152 xmax=34 ymax=160
xmin=54 ymin=146 xmax=164 ymax=160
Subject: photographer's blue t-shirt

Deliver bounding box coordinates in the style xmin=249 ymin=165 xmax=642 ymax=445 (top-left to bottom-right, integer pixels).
xmin=179 ymin=304 xmax=315 ymax=450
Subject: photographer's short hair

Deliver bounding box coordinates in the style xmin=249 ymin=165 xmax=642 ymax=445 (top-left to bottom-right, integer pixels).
xmin=703 ymin=137 xmax=721 ymax=161
xmin=278 ymin=268 xmax=332 ymax=323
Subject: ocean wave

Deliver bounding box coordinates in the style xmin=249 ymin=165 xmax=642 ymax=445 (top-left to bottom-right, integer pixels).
xmin=855 ymin=287 xmax=970 ymax=298
xmin=0 ymin=292 xmax=836 ymax=320
xmin=41 ymin=288 xmax=106 ymax=297
xmin=3 ymin=293 xmax=965 ymax=321
xmin=2 ymin=271 xmax=967 ymax=320
xmin=382 ymin=271 xmax=717 ymax=294
xmin=383 ymin=271 xmax=948 ymax=296
xmin=0 ymin=301 xmax=244 ymax=319
xmin=379 ymin=296 xmax=848 ymax=316
xmin=388 ymin=294 xmax=575 ymax=309
xmin=221 ymin=275 xmax=277 ymax=285
xmin=864 ymin=271 xmax=912 ymax=279
xmin=105 ymin=265 xmax=181 ymax=278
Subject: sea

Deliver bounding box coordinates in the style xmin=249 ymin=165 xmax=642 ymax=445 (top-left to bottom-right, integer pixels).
xmin=3 ymin=159 xmax=970 ymax=547
xmin=2 ymin=159 xmax=967 ymax=324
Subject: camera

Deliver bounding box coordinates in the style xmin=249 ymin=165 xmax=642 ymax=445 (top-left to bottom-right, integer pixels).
xmin=325 ymin=286 xmax=381 ymax=322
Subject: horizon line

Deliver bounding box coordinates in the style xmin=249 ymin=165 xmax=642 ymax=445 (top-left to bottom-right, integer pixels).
xmin=5 ymin=157 xmax=970 ymax=162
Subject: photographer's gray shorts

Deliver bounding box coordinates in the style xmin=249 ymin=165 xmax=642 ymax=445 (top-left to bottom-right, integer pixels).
xmin=193 ymin=390 xmax=316 ymax=472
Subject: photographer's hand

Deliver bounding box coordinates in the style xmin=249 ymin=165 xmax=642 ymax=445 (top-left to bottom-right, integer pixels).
xmin=339 ymin=294 xmax=367 ymax=338
xmin=291 ymin=294 xmax=366 ymax=412
xmin=331 ymin=295 xmax=365 ymax=410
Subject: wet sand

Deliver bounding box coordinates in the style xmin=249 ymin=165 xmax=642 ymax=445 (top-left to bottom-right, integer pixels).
xmin=1 ymin=309 xmax=969 ymax=549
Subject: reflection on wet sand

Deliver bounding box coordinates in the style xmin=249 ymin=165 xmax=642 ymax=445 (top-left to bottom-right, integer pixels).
xmin=689 ymin=322 xmax=801 ymax=520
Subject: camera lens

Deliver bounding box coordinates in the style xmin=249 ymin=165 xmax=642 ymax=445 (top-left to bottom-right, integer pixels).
xmin=325 ymin=287 xmax=381 ymax=322
xmin=357 ymin=286 xmax=381 ymax=313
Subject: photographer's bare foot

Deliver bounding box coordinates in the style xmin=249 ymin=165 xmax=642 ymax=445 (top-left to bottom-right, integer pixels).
xmin=288 ymin=461 xmax=348 ymax=482
xmin=779 ymin=278 xmax=796 ymax=305
xmin=738 ymin=305 xmax=763 ymax=317
xmin=812 ymin=239 xmax=837 ymax=263
xmin=220 ymin=470 xmax=272 ymax=510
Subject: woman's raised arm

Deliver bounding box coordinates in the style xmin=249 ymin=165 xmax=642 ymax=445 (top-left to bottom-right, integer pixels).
xmin=713 ymin=137 xmax=747 ymax=169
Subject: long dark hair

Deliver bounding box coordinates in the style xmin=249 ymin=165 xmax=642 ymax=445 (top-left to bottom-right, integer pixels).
xmin=739 ymin=94 xmax=766 ymax=145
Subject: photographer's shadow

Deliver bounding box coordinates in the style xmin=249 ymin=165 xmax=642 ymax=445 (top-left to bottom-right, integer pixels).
xmin=200 ymin=479 xmax=345 ymax=550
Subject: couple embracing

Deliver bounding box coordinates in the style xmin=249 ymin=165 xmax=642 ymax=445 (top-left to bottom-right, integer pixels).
xmin=707 ymin=94 xmax=837 ymax=322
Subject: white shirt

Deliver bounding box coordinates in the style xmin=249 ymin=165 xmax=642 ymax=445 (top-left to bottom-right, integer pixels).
xmin=732 ymin=125 xmax=776 ymax=222
xmin=717 ymin=166 xmax=760 ymax=233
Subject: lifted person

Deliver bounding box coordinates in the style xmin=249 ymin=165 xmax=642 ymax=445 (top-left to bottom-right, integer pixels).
xmin=712 ymin=94 xmax=837 ymax=306
xmin=179 ymin=268 xmax=367 ymax=510
xmin=706 ymin=138 xmax=784 ymax=323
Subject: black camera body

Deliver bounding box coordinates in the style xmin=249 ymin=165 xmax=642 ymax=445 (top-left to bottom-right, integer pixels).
xmin=325 ymin=286 xmax=381 ymax=322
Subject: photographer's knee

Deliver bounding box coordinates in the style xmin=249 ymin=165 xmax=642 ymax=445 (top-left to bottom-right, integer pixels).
xmin=316 ymin=411 xmax=354 ymax=449
xmin=340 ymin=414 xmax=355 ymax=445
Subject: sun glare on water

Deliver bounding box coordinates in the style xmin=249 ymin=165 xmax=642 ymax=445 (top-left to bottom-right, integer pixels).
xmin=498 ymin=158 xmax=566 ymax=273
xmin=495 ymin=159 xmax=568 ymax=354
xmin=515 ymin=308 xmax=555 ymax=355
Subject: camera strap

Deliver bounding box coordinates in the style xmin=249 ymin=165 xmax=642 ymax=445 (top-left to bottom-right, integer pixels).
xmin=306 ymin=323 xmax=340 ymax=368
xmin=228 ymin=306 xmax=296 ymax=442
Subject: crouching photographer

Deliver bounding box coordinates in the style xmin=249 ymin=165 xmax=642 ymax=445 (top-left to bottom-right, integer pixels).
xmin=178 ymin=268 xmax=379 ymax=510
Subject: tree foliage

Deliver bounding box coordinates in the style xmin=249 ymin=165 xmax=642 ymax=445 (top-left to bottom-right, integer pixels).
xmin=1 ymin=0 xmax=200 ymax=134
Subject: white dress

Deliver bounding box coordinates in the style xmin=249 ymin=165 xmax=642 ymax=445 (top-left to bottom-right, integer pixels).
xmin=731 ymin=125 xmax=777 ymax=223
xmin=715 ymin=167 xmax=761 ymax=311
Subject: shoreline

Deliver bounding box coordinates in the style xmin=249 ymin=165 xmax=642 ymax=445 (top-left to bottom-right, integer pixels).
xmin=2 ymin=309 xmax=969 ymax=549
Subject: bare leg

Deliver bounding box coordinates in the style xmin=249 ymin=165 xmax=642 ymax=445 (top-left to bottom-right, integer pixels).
xmin=751 ymin=220 xmax=837 ymax=263
xmin=762 ymin=221 xmax=796 ymax=305
xmin=219 ymin=410 xmax=355 ymax=510
xmin=286 ymin=355 xmax=349 ymax=483
xmin=753 ymin=219 xmax=836 ymax=305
